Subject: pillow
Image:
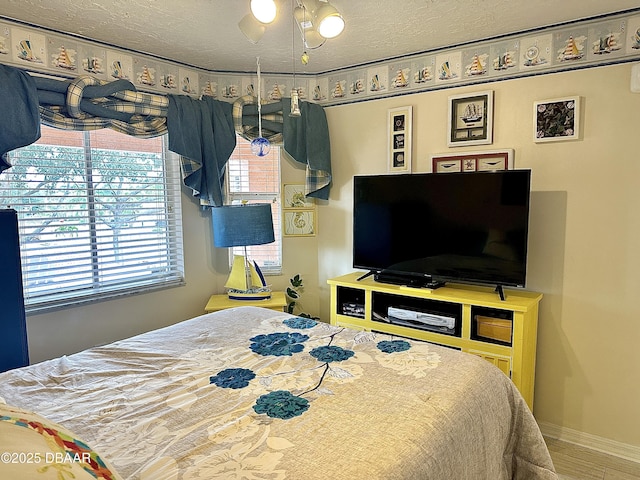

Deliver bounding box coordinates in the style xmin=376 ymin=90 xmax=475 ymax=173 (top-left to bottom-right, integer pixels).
xmin=0 ymin=402 xmax=122 ymax=480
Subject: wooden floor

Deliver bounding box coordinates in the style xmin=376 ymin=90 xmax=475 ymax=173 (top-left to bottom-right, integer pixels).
xmin=545 ymin=437 xmax=640 ymax=480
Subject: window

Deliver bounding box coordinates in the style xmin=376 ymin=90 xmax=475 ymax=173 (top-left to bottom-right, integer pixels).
xmin=0 ymin=125 xmax=184 ymax=312
xmin=225 ymin=135 xmax=281 ymax=274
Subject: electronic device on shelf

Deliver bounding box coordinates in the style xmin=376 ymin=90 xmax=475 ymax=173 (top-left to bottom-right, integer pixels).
xmin=353 ymin=170 xmax=531 ymax=294
xmin=372 ymin=307 xmax=456 ymax=335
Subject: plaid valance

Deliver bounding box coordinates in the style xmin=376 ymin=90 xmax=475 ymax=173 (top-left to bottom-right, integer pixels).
xmin=0 ymin=64 xmax=332 ymax=203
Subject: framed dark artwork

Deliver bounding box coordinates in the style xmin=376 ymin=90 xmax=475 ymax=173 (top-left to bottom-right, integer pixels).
xmin=534 ymin=97 xmax=580 ymax=142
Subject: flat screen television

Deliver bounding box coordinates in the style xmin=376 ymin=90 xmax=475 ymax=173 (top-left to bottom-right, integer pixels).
xmin=353 ymin=170 xmax=531 ymax=291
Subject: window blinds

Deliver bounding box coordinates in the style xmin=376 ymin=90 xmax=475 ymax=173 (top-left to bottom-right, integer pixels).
xmin=0 ymin=126 xmax=184 ymax=312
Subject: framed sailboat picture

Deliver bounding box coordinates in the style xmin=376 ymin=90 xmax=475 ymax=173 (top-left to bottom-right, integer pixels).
xmin=447 ymin=90 xmax=494 ymax=147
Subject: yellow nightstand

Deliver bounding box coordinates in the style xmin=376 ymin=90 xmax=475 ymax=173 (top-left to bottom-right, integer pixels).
xmin=204 ymin=291 xmax=288 ymax=313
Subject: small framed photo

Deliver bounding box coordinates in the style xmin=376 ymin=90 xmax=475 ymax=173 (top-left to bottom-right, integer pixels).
xmin=534 ymin=97 xmax=580 ymax=142
xmin=388 ymin=106 xmax=412 ymax=173
xmin=283 ymin=209 xmax=316 ymax=237
xmin=282 ymin=184 xmax=314 ymax=209
xmin=447 ymin=90 xmax=493 ymax=147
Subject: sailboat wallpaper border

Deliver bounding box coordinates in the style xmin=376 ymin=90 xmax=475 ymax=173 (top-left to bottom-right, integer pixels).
xmin=447 ymin=90 xmax=494 ymax=147
xmin=0 ymin=10 xmax=638 ymax=106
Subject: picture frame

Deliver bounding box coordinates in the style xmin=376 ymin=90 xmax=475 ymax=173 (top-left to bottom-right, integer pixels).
xmin=388 ymin=106 xmax=412 ymax=173
xmin=431 ymin=149 xmax=514 ymax=173
xmin=534 ymin=96 xmax=580 ymax=142
xmin=282 ymin=184 xmax=314 ymax=209
xmin=447 ymin=90 xmax=493 ymax=146
xmin=283 ymin=209 xmax=316 ymax=237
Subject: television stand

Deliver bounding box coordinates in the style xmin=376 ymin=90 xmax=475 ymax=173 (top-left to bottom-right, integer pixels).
xmin=327 ymin=272 xmax=543 ymax=410
xmin=374 ymin=271 xmax=445 ymax=289
xmin=495 ymin=285 xmax=506 ymax=301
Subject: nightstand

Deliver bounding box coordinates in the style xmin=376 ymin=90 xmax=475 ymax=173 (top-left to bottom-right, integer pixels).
xmin=204 ymin=291 xmax=288 ymax=313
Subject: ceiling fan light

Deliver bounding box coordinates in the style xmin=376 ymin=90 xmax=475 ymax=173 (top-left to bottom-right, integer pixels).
xmin=238 ymin=14 xmax=266 ymax=44
xmin=250 ymin=0 xmax=277 ymax=24
xmin=303 ymin=28 xmax=326 ymax=49
xmin=316 ymin=3 xmax=344 ymax=38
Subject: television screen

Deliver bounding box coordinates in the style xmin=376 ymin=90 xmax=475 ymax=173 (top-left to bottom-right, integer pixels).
xmin=353 ymin=170 xmax=531 ymax=288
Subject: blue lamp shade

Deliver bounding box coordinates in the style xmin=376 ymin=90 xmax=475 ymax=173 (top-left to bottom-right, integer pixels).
xmin=212 ymin=204 xmax=275 ymax=248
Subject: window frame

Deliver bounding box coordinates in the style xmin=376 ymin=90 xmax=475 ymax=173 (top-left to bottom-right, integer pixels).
xmin=224 ymin=135 xmax=282 ymax=275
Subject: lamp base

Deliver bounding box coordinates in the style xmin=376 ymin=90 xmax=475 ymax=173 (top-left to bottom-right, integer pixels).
xmin=227 ymin=287 xmax=272 ymax=301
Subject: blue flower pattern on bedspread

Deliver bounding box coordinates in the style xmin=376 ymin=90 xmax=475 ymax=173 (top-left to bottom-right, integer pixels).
xmin=249 ymin=332 xmax=309 ymax=356
xmin=283 ymin=317 xmax=318 ymax=329
xmin=377 ymin=339 xmax=411 ymax=353
xmin=209 ymin=317 xmax=414 ymax=420
xmin=253 ymin=390 xmax=310 ymax=419
xmin=210 ymin=368 xmax=256 ymax=389
xmin=309 ymin=345 xmax=355 ymax=363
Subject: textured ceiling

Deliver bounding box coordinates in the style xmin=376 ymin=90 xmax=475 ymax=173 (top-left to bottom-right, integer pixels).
xmin=1 ymin=0 xmax=638 ymax=74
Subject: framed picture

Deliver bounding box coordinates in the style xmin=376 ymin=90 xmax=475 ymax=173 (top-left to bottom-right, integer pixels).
xmin=388 ymin=106 xmax=412 ymax=173
xmin=534 ymin=97 xmax=580 ymax=142
xmin=447 ymin=90 xmax=493 ymax=146
xmin=431 ymin=149 xmax=514 ymax=173
xmin=283 ymin=209 xmax=316 ymax=237
xmin=282 ymin=184 xmax=314 ymax=209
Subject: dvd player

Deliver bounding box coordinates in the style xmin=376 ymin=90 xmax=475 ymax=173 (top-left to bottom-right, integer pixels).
xmin=372 ymin=306 xmax=456 ymax=334
xmin=387 ymin=307 xmax=456 ymax=329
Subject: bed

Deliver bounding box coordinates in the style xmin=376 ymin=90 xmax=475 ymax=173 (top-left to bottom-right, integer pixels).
xmin=0 ymin=306 xmax=557 ymax=479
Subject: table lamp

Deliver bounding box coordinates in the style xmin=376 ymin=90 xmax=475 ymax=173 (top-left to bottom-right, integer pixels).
xmin=212 ymin=203 xmax=275 ymax=300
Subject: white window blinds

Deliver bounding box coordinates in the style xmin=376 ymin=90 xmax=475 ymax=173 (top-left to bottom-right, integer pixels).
xmin=0 ymin=126 xmax=184 ymax=312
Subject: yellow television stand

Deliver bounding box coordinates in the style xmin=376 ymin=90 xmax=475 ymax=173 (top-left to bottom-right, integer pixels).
xmin=328 ymin=272 xmax=542 ymax=410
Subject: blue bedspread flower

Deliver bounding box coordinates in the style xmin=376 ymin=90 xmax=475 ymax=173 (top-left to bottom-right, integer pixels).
xmin=283 ymin=317 xmax=318 ymax=329
xmin=309 ymin=345 xmax=355 ymax=363
xmin=210 ymin=368 xmax=256 ymax=389
xmin=253 ymin=390 xmax=310 ymax=419
xmin=377 ymin=339 xmax=411 ymax=353
xmin=250 ymin=332 xmax=309 ymax=356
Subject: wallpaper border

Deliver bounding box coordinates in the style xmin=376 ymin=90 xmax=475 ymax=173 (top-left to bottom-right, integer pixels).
xmin=1 ymin=9 xmax=639 ymax=106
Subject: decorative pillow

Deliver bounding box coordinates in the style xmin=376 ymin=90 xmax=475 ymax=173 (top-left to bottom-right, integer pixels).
xmin=0 ymin=402 xmax=122 ymax=480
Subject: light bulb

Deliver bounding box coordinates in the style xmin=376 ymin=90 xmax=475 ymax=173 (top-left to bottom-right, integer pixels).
xmin=250 ymin=0 xmax=277 ymax=24
xmin=316 ymin=3 xmax=344 ymax=38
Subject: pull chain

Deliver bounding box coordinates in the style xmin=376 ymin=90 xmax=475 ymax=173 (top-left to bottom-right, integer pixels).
xmin=251 ymin=56 xmax=271 ymax=157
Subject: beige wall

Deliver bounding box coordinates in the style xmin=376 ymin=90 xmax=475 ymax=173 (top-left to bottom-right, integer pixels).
xmin=317 ymin=62 xmax=640 ymax=448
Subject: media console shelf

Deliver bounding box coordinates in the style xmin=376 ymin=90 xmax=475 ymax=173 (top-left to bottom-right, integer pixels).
xmin=327 ymin=272 xmax=543 ymax=410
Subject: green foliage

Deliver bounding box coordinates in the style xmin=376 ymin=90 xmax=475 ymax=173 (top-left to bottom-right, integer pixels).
xmin=285 ymin=274 xmax=319 ymax=320
xmin=3 ymin=143 xmax=164 ymax=255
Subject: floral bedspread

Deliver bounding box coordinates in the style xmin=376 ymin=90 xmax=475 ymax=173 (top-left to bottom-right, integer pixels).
xmin=0 ymin=306 xmax=557 ymax=479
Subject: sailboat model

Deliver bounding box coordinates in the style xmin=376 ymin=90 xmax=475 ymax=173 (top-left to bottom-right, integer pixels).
xmin=225 ymin=255 xmax=271 ymax=300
